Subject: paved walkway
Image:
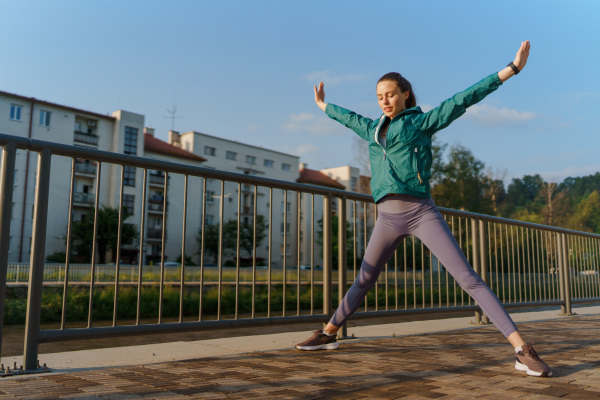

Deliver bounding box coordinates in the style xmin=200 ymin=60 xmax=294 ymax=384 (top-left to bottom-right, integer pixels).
xmin=1 ymin=306 xmax=599 ymax=399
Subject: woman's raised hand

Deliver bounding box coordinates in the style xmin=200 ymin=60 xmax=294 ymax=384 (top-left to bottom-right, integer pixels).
xmin=513 ymin=40 xmax=530 ymax=71
xmin=314 ymin=81 xmax=327 ymax=111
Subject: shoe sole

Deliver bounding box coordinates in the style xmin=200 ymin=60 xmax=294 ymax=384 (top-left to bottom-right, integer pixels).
xmin=296 ymin=342 xmax=339 ymax=351
xmin=515 ymin=360 xmax=552 ymax=377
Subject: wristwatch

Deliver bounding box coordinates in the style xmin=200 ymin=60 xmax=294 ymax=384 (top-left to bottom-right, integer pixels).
xmin=507 ymin=62 xmax=520 ymax=75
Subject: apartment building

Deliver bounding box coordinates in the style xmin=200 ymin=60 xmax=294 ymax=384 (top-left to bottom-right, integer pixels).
xmin=0 ymin=90 xmax=206 ymax=265
xmin=170 ymin=130 xmax=300 ymax=267
xmin=141 ymin=128 xmax=207 ymax=265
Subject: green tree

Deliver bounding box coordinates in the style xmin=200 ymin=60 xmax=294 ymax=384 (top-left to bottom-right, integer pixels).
xmin=538 ymin=181 xmax=568 ymax=226
xmin=482 ymin=176 xmax=506 ymax=215
xmin=502 ymin=174 xmax=544 ymax=217
xmin=71 ymin=206 xmax=139 ymax=264
xmin=197 ymin=216 xmax=269 ymax=263
xmin=431 ymin=144 xmax=487 ymax=212
xmin=197 ymin=223 xmax=222 ymax=262
xmin=568 ymin=190 xmax=600 ymax=233
xmin=237 ymin=215 xmax=269 ymax=258
xmin=429 ymin=136 xmax=448 ymax=186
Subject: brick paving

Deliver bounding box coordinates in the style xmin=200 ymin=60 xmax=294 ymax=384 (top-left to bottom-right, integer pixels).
xmin=1 ymin=315 xmax=600 ymax=399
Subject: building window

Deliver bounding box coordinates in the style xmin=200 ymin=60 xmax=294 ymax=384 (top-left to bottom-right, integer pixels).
xmin=281 ymin=201 xmax=291 ymax=213
xmin=123 ymin=166 xmax=136 ymax=186
xmin=124 ymin=126 xmax=138 ymax=155
xmin=206 ymin=190 xmax=215 ymax=203
xmin=264 ymin=159 xmax=274 ymax=168
xmin=351 ymin=176 xmax=358 ymax=191
xmin=39 ymin=110 xmax=51 ymax=127
xmin=204 ymin=146 xmax=216 ymax=156
xmin=226 ymin=151 xmax=237 ymax=160
xmin=205 ymin=214 xmax=214 ymax=225
xmin=280 ymin=222 xmax=291 ymax=233
xmin=122 ymin=194 xmax=135 ymax=215
xmin=246 ymin=155 xmax=256 ymax=165
xmin=282 ymin=163 xmax=291 ymax=171
xmin=10 ymin=104 xmax=22 ymax=121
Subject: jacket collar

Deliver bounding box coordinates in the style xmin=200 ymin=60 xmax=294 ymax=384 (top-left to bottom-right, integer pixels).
xmin=375 ymin=106 xmax=423 ymax=144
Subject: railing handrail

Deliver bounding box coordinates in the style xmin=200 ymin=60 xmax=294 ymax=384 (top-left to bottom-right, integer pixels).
xmin=2 ymin=131 xmax=598 ymax=238
xmin=0 ymin=132 xmax=362 ymax=200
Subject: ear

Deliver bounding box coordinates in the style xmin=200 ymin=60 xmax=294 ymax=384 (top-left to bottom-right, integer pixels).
xmin=404 ymin=91 xmax=410 ymax=100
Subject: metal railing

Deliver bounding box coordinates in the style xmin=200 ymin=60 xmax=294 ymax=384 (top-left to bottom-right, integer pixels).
xmin=1 ymin=132 xmax=599 ymax=374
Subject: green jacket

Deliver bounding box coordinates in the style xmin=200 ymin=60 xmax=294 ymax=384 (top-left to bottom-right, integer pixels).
xmin=325 ymin=73 xmax=503 ymax=203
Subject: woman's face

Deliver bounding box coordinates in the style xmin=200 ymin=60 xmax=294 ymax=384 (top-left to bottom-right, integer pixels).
xmin=376 ymin=80 xmax=410 ymax=119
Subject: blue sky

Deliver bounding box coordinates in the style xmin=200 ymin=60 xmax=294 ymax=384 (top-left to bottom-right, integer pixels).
xmin=1 ymin=0 xmax=599 ymax=184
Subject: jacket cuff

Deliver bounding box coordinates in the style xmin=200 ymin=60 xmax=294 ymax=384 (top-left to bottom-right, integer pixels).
xmin=325 ymin=103 xmax=336 ymax=118
xmin=491 ymin=72 xmax=503 ymax=87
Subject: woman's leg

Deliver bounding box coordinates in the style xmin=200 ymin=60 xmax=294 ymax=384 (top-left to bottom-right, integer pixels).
xmin=412 ymin=214 xmax=518 ymax=338
xmin=326 ymin=212 xmax=407 ymax=332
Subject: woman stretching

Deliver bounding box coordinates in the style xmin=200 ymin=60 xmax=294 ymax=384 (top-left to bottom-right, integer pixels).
xmin=296 ymin=41 xmax=552 ymax=378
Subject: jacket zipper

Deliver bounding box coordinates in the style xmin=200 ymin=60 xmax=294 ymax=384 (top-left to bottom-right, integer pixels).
xmin=414 ymin=147 xmax=423 ymax=184
xmin=375 ymin=116 xmax=387 ymax=160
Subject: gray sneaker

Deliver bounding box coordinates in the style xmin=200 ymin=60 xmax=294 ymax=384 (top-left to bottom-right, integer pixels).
xmin=296 ymin=329 xmax=339 ymax=351
xmin=515 ymin=343 xmax=553 ymax=377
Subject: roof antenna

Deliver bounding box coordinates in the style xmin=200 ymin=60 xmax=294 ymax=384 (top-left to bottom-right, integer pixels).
xmin=164 ymin=106 xmax=184 ymax=131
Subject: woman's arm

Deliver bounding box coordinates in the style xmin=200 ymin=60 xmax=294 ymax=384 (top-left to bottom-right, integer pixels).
xmin=498 ymin=40 xmax=530 ymax=82
xmin=419 ymin=40 xmax=531 ymax=135
xmin=314 ymin=81 xmax=374 ymax=141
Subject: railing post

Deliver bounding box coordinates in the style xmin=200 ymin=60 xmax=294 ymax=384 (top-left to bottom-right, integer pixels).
xmin=0 ymin=142 xmax=17 ymax=365
xmin=23 ymin=149 xmax=52 ymax=371
xmin=557 ymin=233 xmax=565 ymax=314
xmin=337 ymin=197 xmax=347 ymax=338
xmin=322 ymin=195 xmax=332 ymax=322
xmin=479 ymin=219 xmax=490 ymax=324
xmin=561 ymin=233 xmax=573 ymax=315
xmin=471 ymin=218 xmax=482 ymax=324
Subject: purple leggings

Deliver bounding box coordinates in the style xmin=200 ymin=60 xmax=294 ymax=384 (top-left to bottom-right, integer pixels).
xmin=329 ymin=194 xmax=518 ymax=338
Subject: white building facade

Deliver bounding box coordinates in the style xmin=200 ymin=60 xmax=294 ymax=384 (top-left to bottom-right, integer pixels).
xmin=0 ymin=89 xmax=303 ymax=267
xmin=0 ymin=90 xmax=207 ymax=265
xmin=171 ymin=130 xmax=300 ymax=267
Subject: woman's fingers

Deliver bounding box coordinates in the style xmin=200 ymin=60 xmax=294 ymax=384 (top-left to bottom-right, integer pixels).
xmin=514 ymin=40 xmax=530 ymax=70
xmin=314 ymin=82 xmax=325 ymax=102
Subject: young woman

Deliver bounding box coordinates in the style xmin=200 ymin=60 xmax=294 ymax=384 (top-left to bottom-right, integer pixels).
xmin=296 ymin=41 xmax=552 ymax=378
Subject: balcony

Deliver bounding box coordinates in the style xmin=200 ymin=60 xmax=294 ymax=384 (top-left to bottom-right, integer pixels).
xmin=74 ymin=162 xmax=97 ymax=176
xmin=147 ymin=228 xmax=164 ymax=240
xmin=73 ymin=192 xmax=94 ymax=206
xmin=148 ymin=201 xmax=164 ymax=213
xmin=74 ymin=131 xmax=99 ymax=146
xmin=149 ymin=174 xmax=165 ymax=186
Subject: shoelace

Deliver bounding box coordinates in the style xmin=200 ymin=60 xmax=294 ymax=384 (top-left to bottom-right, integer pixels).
xmin=314 ymin=330 xmax=335 ymax=339
xmin=524 ymin=344 xmax=542 ymax=361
